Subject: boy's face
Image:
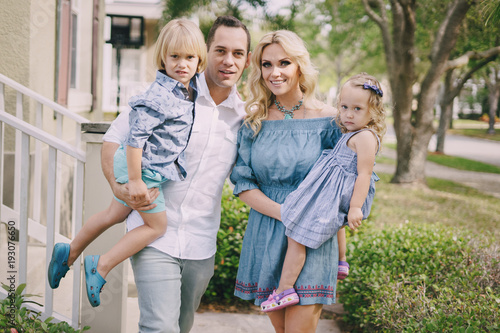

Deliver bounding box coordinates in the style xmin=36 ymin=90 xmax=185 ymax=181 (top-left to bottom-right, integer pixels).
xmin=164 ymin=51 xmax=199 ymax=89
xmin=204 ymin=26 xmax=250 ymax=91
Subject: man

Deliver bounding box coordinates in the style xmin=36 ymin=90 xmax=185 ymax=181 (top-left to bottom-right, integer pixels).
xmin=101 ymin=16 xmax=251 ymax=333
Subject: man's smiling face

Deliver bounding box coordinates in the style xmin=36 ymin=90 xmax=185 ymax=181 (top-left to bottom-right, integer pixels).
xmin=204 ymin=26 xmax=250 ymax=91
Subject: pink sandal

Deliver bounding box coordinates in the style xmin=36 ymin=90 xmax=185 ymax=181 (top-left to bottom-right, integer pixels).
xmin=337 ymin=261 xmax=349 ymax=280
xmin=260 ymin=288 xmax=300 ymax=312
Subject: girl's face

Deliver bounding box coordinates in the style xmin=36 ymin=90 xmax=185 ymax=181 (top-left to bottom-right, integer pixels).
xmin=339 ymin=84 xmax=372 ymax=132
xmin=261 ymin=43 xmax=301 ymax=100
xmin=164 ymin=50 xmax=199 ymax=88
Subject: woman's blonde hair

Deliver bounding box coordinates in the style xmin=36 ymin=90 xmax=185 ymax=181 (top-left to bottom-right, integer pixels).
xmin=336 ymin=72 xmax=387 ymax=142
xmin=154 ymin=19 xmax=207 ymax=74
xmin=244 ymin=30 xmax=322 ymax=135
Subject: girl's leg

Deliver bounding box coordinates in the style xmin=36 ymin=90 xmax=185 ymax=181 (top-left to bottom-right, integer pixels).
xmin=68 ymin=199 xmax=132 ymax=266
xmin=337 ymin=227 xmax=350 ymax=279
xmin=337 ymin=227 xmax=347 ymax=262
xmin=96 ymin=210 xmax=167 ymax=279
xmin=276 ymin=237 xmax=306 ymax=294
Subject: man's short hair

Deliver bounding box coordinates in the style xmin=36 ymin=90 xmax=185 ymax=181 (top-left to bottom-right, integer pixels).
xmin=206 ymin=16 xmax=251 ymax=54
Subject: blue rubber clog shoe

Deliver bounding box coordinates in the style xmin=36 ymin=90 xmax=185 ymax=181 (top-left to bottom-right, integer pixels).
xmin=84 ymin=255 xmax=106 ymax=307
xmin=48 ymin=243 xmax=71 ymax=289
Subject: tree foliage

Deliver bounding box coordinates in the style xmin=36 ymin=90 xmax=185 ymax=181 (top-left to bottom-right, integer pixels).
xmin=481 ymin=0 xmax=500 ymax=26
xmin=435 ymin=3 xmax=500 ymax=151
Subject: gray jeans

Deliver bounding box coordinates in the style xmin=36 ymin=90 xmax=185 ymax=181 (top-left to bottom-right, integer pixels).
xmin=130 ymin=247 xmax=215 ymax=333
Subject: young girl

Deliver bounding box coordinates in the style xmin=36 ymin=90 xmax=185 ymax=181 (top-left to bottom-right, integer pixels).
xmin=47 ymin=19 xmax=207 ymax=307
xmin=260 ymin=73 xmax=386 ymax=312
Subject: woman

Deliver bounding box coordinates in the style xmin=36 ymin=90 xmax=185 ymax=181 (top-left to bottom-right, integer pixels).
xmin=230 ymin=30 xmax=342 ymax=332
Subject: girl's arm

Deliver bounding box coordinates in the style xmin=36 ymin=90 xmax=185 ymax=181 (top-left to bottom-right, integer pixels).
xmin=126 ymin=145 xmax=149 ymax=202
xmin=347 ymin=131 xmax=378 ymax=230
xmin=238 ymin=189 xmax=282 ymax=221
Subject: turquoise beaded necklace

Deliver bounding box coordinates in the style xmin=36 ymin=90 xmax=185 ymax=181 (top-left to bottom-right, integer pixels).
xmin=274 ymin=97 xmax=303 ymax=119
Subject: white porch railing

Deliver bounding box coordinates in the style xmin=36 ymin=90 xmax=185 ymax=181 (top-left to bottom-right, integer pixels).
xmin=0 ymin=73 xmax=89 ymax=328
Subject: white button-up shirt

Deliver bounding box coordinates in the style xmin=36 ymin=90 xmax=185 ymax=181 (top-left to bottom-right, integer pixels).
xmin=103 ymin=72 xmax=246 ymax=259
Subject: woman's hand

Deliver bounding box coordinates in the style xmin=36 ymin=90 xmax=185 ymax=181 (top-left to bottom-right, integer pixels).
xmin=347 ymin=207 xmax=363 ymax=230
xmin=239 ymin=189 xmax=282 ymax=221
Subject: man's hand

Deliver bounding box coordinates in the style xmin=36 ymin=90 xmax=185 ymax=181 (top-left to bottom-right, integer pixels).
xmin=101 ymin=141 xmax=159 ymax=211
xmin=114 ymin=182 xmax=160 ymax=211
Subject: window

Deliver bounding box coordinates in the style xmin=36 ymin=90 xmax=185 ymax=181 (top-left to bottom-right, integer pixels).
xmin=70 ymin=12 xmax=78 ymax=89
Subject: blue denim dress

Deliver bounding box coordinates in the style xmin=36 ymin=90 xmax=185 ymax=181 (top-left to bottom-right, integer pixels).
xmin=282 ymin=129 xmax=380 ymax=249
xmin=230 ymin=118 xmax=342 ymax=306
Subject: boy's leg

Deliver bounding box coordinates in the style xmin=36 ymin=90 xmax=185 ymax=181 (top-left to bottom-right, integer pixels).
xmin=96 ymin=210 xmax=167 ymax=279
xmin=68 ymin=199 xmax=131 ymax=266
xmin=179 ymin=255 xmax=215 ymax=333
xmin=277 ymin=237 xmax=306 ymax=294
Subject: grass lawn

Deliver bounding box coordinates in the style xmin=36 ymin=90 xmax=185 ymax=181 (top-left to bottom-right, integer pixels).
xmin=448 ymin=127 xmax=500 ymax=141
xmin=369 ymin=173 xmax=500 ymax=241
xmin=427 ymin=153 xmax=500 ymax=174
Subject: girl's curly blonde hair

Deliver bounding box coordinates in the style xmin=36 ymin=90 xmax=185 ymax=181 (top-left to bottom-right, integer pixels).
xmin=243 ymin=30 xmax=323 ymax=135
xmin=336 ymin=72 xmax=387 ymax=143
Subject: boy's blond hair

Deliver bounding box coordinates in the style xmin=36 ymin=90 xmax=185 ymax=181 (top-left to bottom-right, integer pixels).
xmin=154 ymin=19 xmax=207 ymax=74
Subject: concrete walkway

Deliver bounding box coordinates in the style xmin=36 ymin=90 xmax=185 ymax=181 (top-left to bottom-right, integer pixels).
xmin=375 ymin=147 xmax=500 ymax=198
xmin=380 ymin=127 xmax=500 ymax=198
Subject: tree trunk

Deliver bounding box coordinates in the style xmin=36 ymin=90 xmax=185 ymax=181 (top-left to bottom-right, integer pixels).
xmin=436 ymin=71 xmax=454 ymax=153
xmin=392 ymin=0 xmax=474 ymax=184
xmin=436 ymin=101 xmax=453 ymax=153
xmin=363 ymin=0 xmax=477 ymax=184
xmin=487 ymin=82 xmax=499 ymax=134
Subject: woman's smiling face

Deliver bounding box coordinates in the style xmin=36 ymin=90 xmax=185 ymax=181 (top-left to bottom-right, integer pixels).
xmin=261 ymin=43 xmax=301 ymax=99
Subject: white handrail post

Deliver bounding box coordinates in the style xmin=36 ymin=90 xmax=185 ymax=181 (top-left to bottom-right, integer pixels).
xmin=80 ymin=123 xmax=127 ymax=333
xmin=45 ymin=146 xmax=57 ymax=315
xmin=18 ymin=132 xmax=30 ymax=284
xmin=14 ymin=92 xmax=23 ymax=212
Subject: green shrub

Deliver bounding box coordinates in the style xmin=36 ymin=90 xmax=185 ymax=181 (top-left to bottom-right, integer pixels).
xmin=0 ymin=283 xmax=90 ymax=333
xmin=203 ymin=183 xmax=249 ymax=303
xmin=338 ymin=223 xmax=500 ymax=332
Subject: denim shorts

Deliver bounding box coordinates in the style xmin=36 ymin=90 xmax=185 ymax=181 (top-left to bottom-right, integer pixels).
xmin=113 ymin=145 xmax=168 ymax=213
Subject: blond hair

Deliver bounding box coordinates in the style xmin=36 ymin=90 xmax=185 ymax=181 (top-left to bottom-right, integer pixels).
xmin=244 ymin=30 xmax=322 ymax=135
xmin=154 ymin=19 xmax=207 ymax=73
xmin=336 ymin=72 xmax=387 ymax=142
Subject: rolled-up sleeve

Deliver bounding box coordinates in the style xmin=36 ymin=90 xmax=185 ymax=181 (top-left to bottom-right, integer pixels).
xmin=230 ymin=125 xmax=259 ymax=196
xmin=102 ymin=110 xmax=130 ymax=144
xmin=126 ymin=99 xmax=166 ymax=149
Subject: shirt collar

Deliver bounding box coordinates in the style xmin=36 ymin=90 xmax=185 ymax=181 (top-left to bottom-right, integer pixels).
xmin=156 ymin=70 xmax=199 ymax=96
xmin=198 ymin=72 xmax=244 ymax=113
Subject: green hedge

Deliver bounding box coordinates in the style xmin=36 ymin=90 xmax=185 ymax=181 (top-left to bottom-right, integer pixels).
xmin=203 ymin=183 xmax=249 ymax=303
xmin=338 ymin=222 xmax=500 ymax=332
